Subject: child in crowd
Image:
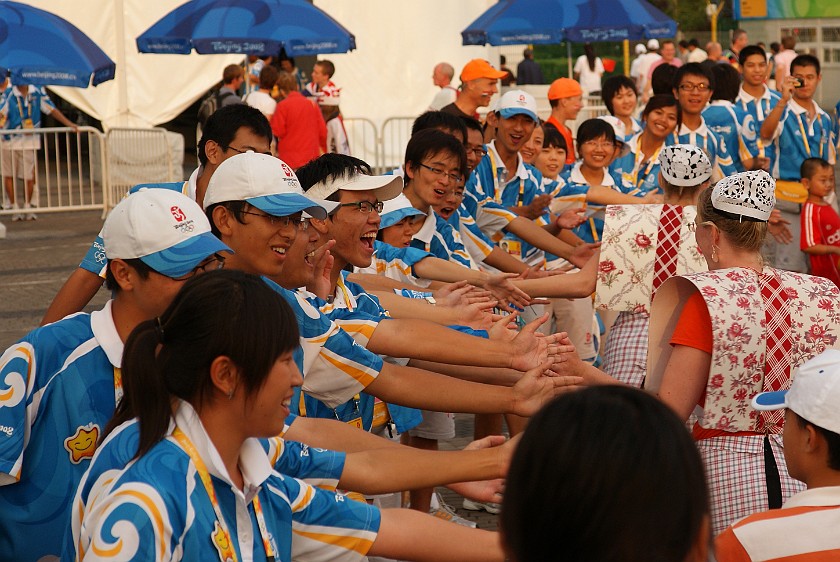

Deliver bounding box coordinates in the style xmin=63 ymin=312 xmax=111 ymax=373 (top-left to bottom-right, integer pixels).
xmin=716 ymin=350 xmax=840 ymax=560
xmin=800 ymin=157 xmax=840 ymax=286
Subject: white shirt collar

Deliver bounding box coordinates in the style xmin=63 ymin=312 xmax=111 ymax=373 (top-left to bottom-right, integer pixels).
xmin=788 ymin=98 xmax=827 ymax=117
xmin=569 ymin=161 xmax=615 ymax=186
xmin=487 ymin=140 xmax=528 ymax=181
xmin=173 ymin=400 xmax=273 ymax=500
xmin=737 ymin=85 xmax=772 ymax=104
xmin=413 ymin=206 xmax=438 ymax=244
xmin=783 ymin=486 xmax=840 ymax=508
xmin=187 ymin=166 xmax=200 ymax=202
xmin=676 ymin=119 xmax=710 ymax=137
xmin=90 ymin=300 xmax=123 ymax=368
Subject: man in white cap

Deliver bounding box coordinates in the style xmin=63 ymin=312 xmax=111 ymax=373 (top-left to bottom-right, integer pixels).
xmin=634 ymin=38 xmax=662 ymax=93
xmin=0 ymin=189 xmax=231 ymax=560
xmin=716 ymin=349 xmax=840 ymax=560
xmin=465 ymin=89 xmax=597 ymax=269
xmin=203 ymin=151 xmax=579 ymax=427
xmin=629 ymin=43 xmax=648 ymax=86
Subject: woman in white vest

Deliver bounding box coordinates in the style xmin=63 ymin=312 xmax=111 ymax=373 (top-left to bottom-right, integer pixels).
xmin=646 ymin=170 xmax=840 ymax=534
xmin=597 ymin=144 xmax=712 ymax=387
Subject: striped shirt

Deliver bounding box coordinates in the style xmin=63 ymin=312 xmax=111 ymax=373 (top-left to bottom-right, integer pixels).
xmin=771 ymin=100 xmax=836 ymax=180
xmin=355 ymin=240 xmax=434 ymax=288
xmin=736 ymin=85 xmax=781 ymax=174
xmin=703 ymin=100 xmax=750 ymax=172
xmin=715 ymin=486 xmax=840 ymax=561
xmin=666 ymin=120 xmax=738 ymax=181
xmin=70 ymin=401 xmax=379 ymax=562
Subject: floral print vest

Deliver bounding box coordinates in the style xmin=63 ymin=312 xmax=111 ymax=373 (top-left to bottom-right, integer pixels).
xmin=595 ymin=204 xmax=707 ymax=313
xmin=647 ymin=267 xmax=840 ymax=432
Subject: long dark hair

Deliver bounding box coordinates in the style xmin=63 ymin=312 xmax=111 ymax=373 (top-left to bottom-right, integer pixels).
xmin=501 ymin=386 xmax=709 ymax=562
xmin=105 ymin=270 xmax=300 ymax=458
xmin=584 ymin=43 xmax=596 ymax=72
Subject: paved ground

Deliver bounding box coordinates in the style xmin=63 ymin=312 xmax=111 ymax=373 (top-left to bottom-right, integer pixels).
xmin=0 ymin=210 xmax=500 ymax=529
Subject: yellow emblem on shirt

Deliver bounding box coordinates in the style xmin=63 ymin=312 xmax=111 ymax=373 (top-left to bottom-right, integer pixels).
xmin=211 ymin=521 xmax=236 ymax=562
xmin=64 ymin=423 xmax=99 ymax=464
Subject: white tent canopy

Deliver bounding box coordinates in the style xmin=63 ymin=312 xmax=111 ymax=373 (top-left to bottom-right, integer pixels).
xmin=19 ymin=0 xmax=498 ymax=129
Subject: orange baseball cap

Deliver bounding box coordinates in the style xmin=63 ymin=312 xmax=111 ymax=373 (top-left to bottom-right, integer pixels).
xmin=548 ymin=78 xmax=583 ymax=100
xmin=460 ymin=59 xmax=507 ymax=82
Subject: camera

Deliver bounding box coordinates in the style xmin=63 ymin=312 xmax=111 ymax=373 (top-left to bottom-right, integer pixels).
xmin=792 ymin=77 xmax=804 ymax=88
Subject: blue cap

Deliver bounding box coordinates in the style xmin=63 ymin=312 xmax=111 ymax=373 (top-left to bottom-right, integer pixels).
xmin=379 ymin=193 xmax=426 ymax=229
xmin=141 ymin=231 xmax=230 ymax=278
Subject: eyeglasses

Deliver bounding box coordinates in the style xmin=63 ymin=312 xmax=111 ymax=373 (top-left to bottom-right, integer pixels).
xmin=678 ymin=82 xmax=710 ymax=92
xmin=466 ymin=145 xmax=488 ymax=159
xmin=173 ymin=253 xmax=226 ymax=281
xmin=687 ymin=220 xmax=714 ymax=232
xmin=240 ymin=210 xmax=309 ymax=230
xmin=223 ymin=145 xmax=272 ymax=156
xmin=337 ymin=200 xmax=384 ymax=213
xmin=581 ymin=140 xmax=616 ymax=150
xmin=418 ymin=163 xmax=463 ymax=184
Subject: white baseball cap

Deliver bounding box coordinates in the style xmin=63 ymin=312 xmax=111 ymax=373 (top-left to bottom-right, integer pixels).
xmin=306 ymin=172 xmax=403 ymax=203
xmin=635 ymin=43 xmax=647 ymax=55
xmin=379 ymin=193 xmax=426 ymax=229
xmin=647 ymin=38 xmax=660 ymax=50
xmin=495 ymin=89 xmax=538 ymax=123
xmin=753 ymin=350 xmax=840 ymax=434
xmin=104 ymin=188 xmax=231 ymax=279
xmin=203 ymin=152 xmax=335 ymax=218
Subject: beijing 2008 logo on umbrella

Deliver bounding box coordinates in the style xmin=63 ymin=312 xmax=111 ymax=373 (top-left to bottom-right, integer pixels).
xmin=170 ymin=206 xmax=195 ymax=233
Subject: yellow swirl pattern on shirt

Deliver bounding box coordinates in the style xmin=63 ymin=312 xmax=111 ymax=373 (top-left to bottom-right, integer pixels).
xmin=0 ymin=344 xmax=34 ymax=408
xmin=86 ymin=483 xmax=170 ymax=561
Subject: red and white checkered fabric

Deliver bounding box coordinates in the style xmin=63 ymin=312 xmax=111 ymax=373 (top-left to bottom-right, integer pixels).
xmin=602 ymin=311 xmax=649 ymax=388
xmin=759 ymin=272 xmax=792 ymax=433
xmin=697 ymin=434 xmax=805 ymax=536
xmin=651 ymin=204 xmax=683 ymax=294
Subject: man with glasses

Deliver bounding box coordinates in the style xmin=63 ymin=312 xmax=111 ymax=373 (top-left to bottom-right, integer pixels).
xmin=0 ymin=189 xmax=231 ymax=560
xmin=42 ymin=103 xmax=274 ymax=325
xmin=203 ymin=151 xmax=575 ymax=430
xmin=668 ymin=63 xmax=737 ymax=182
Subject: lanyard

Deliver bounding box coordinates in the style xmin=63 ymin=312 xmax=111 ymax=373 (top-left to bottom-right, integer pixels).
xmin=335 ymin=276 xmax=354 ymax=312
xmin=796 ymin=113 xmax=823 ymax=159
xmin=487 ymin=149 xmax=524 ymax=205
xmin=113 ymin=367 xmax=123 ymax=404
xmin=631 ymin=136 xmax=662 ymax=190
xmin=172 ymin=427 xmax=276 ymax=562
xmin=14 ymin=91 xmax=31 ymax=123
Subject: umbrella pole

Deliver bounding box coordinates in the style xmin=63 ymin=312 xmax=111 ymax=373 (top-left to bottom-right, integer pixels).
xmin=566 ymin=41 xmax=573 ymax=77
xmin=623 ymin=40 xmax=630 ymax=76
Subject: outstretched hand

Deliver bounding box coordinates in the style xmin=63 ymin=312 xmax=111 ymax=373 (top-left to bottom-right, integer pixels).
xmin=511 ymin=358 xmax=583 ymax=417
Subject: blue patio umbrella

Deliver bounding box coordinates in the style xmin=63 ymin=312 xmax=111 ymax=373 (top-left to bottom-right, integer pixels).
xmin=462 ymin=0 xmax=677 ymax=46
xmin=0 ymin=1 xmax=115 ymax=88
xmin=137 ymin=0 xmax=356 ymax=57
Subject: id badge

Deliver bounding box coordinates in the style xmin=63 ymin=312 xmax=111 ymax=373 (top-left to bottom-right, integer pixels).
xmin=499 ymin=237 xmax=521 ymax=258
xmin=22 ymin=118 xmax=34 ymax=129
xmin=346 ymin=417 xmax=363 ymax=430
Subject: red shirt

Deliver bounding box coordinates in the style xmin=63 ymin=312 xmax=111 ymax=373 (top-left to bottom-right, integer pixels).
xmin=801 ymin=201 xmax=840 ymax=287
xmin=270 ymin=91 xmax=327 ymax=169
xmin=546 ymin=115 xmax=576 ymax=165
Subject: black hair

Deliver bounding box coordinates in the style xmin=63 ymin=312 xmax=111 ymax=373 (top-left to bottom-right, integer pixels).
xmin=404 ymin=128 xmax=467 ymax=182
xmin=793 ymin=411 xmax=840 ymax=471
xmin=679 ymin=39 xmax=689 ymax=49
xmin=791 ymin=53 xmax=821 ymax=76
xmin=575 ymin=118 xmax=615 ymax=148
xmin=710 ymin=63 xmax=741 ymax=102
xmin=459 ymin=116 xmax=483 ymax=137
xmin=296 ymin=153 xmax=373 ymax=192
xmin=689 ymin=38 xmax=700 ymax=48
xmin=651 ymin=63 xmax=680 ymax=96
xmin=258 ymin=64 xmax=279 ymax=91
xmin=501 ymin=386 xmax=709 ymax=562
xmin=739 ymin=45 xmax=767 ymax=67
xmin=412 ymin=111 xmax=468 ymax=144
xmin=197 ymin=104 xmax=272 ymax=167
xmin=106 ymin=270 xmax=299 ymax=458
xmin=583 ymin=43 xmax=596 ymax=72
xmin=801 ymin=157 xmax=832 ymax=181
xmin=674 ymin=62 xmax=715 ymax=93
xmin=104 ymin=258 xmax=152 ymax=292
xmin=770 ymin=41 xmax=780 ymax=54
xmin=206 ymin=200 xmax=249 ymax=238
xmin=601 ymin=75 xmax=637 ymax=115
xmin=542 ymin=123 xmax=567 ymax=152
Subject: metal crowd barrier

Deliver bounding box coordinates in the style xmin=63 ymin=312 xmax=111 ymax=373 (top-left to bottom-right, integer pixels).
xmin=104 ymin=127 xmax=178 ymax=213
xmin=0 ymin=126 xmax=107 ymax=216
